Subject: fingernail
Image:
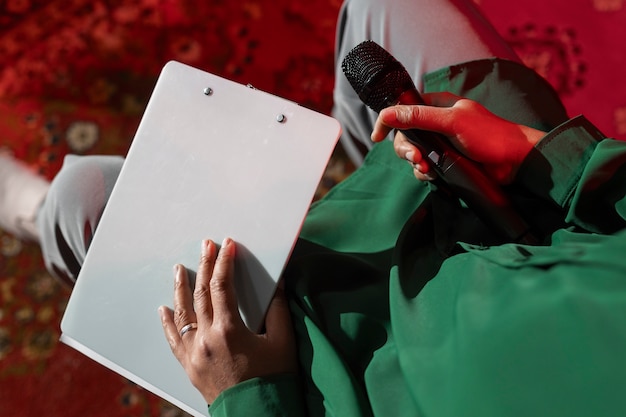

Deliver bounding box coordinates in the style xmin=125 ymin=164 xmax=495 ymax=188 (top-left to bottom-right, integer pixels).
xmin=406 ymin=151 xmax=415 ymax=163
xmin=173 ymin=264 xmax=181 ymax=283
xmin=222 ymin=237 xmax=231 ymax=247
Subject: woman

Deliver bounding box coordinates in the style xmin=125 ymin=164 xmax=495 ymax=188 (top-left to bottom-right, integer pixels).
xmin=2 ymin=0 xmax=625 ymax=415
xmin=158 ymin=1 xmax=626 ymax=416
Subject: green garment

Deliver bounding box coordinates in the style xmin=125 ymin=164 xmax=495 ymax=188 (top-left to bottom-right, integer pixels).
xmin=209 ymin=59 xmax=626 ymax=417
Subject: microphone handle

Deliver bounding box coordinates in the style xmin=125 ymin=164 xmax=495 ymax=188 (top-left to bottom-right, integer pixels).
xmin=393 ymin=91 xmax=537 ymax=244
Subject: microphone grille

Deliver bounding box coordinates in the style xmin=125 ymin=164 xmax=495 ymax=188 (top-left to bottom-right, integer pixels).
xmin=341 ymin=40 xmax=415 ymax=113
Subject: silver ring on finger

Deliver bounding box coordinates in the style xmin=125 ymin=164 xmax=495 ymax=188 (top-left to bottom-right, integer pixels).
xmin=179 ymin=322 xmax=198 ymax=337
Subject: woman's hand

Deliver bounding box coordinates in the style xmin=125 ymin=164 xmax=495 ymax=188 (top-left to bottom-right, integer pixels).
xmin=159 ymin=238 xmax=298 ymax=404
xmin=370 ymin=92 xmax=546 ymax=184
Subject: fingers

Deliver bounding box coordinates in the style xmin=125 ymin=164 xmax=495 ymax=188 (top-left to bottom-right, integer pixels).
xmin=172 ymin=264 xmax=197 ymax=332
xmin=385 ymin=130 xmax=435 ymax=181
xmin=159 ymin=265 xmax=198 ymax=365
xmin=370 ymin=106 xmax=434 ymax=179
xmin=209 ymin=238 xmax=243 ymax=327
xmin=162 ymin=237 xmax=241 ymax=336
xmin=370 ymin=121 xmax=394 ymax=143
xmin=191 ymin=238 xmax=242 ymax=329
xmin=371 ymin=93 xmax=461 ymax=143
xmin=372 ymin=99 xmax=466 ymax=182
xmin=193 ymin=239 xmax=218 ymax=326
xmin=380 ymin=105 xmax=456 ymax=136
xmin=403 ymin=146 xmax=436 ymax=182
xmin=159 ymin=305 xmax=187 ymax=362
xmin=159 ymin=238 xmax=241 ymax=366
xmin=160 ymin=238 xmax=299 ymax=403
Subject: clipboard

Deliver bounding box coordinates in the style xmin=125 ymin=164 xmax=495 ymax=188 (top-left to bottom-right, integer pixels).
xmin=59 ymin=61 xmax=341 ymax=416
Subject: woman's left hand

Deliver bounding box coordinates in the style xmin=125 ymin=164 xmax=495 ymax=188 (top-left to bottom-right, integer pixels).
xmin=159 ymin=238 xmax=298 ymax=404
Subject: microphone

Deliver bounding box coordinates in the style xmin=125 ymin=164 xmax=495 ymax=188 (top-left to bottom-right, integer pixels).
xmin=342 ymin=40 xmax=537 ymax=245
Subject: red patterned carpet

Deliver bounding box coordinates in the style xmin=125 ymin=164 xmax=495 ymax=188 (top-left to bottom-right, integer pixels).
xmin=1 ymin=1 xmax=624 ymax=416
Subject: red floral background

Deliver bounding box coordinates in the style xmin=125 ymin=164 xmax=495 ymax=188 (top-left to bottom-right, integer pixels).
xmin=1 ymin=0 xmax=625 ymax=416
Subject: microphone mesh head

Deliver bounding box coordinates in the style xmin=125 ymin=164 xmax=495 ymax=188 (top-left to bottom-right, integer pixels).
xmin=341 ymin=40 xmax=416 ymax=113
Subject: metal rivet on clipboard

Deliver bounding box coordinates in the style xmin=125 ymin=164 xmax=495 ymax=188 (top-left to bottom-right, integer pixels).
xmin=204 ymin=84 xmax=287 ymax=124
xmin=245 ymin=84 xmax=287 ymax=123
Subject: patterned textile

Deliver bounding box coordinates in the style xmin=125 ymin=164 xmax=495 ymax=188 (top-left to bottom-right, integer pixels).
xmin=0 ymin=1 xmax=624 ymax=416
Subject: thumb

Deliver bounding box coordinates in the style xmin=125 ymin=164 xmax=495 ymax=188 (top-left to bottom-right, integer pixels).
xmin=264 ymin=287 xmax=294 ymax=341
xmin=263 ymin=286 xmax=299 ymax=375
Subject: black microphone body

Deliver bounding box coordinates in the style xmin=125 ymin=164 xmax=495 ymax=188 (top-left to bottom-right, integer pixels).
xmin=342 ymin=40 xmax=537 ymax=245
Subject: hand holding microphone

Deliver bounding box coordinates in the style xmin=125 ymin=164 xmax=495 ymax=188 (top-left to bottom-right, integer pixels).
xmin=342 ymin=40 xmax=540 ymax=245
xmin=371 ymin=92 xmax=546 ymax=185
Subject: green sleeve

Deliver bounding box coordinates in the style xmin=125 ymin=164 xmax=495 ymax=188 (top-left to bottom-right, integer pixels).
xmin=208 ymin=375 xmax=306 ymax=417
xmin=516 ymin=115 xmax=626 ymax=233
